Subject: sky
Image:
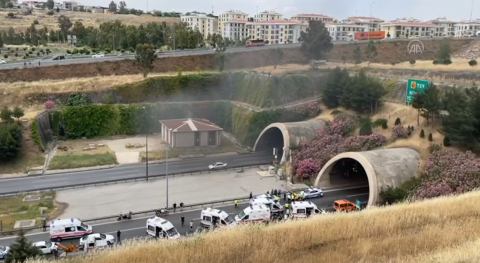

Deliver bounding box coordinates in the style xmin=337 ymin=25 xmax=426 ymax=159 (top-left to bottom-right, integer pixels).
xmin=85 ymin=0 xmax=478 ymax=21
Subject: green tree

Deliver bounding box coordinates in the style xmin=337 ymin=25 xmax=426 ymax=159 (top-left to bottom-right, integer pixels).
xmin=420 ymin=84 xmax=441 ymax=125
xmin=57 ymin=15 xmax=72 ymax=41
xmin=420 ymin=129 xmax=425 ymax=138
xmin=4 ymin=230 xmax=41 ymax=263
xmin=365 ymin=40 xmax=377 ymax=66
xmin=56 ymin=6 xmax=59 ymax=12
xmin=46 ymin=0 xmax=54 ymax=9
xmin=118 ymin=1 xmax=127 ymax=14
xmin=321 ymin=67 xmax=350 ymax=108
xmin=135 ymin=43 xmax=156 ymax=77
xmin=411 ymin=88 xmax=427 ymax=126
xmin=215 ymin=51 xmax=226 ymax=72
xmin=0 ymin=123 xmax=23 ymax=161
xmin=0 ymin=106 xmax=13 ymax=123
xmin=395 ymin=117 xmax=401 ymax=125
xmin=267 ymin=48 xmax=283 ymax=69
xmin=340 ymin=69 xmax=386 ymax=114
xmin=353 ymin=43 xmax=361 ymax=65
xmin=299 ymin=20 xmax=333 ymax=61
xmin=443 ymin=136 xmax=451 ymax=146
xmin=12 ymin=106 xmax=24 ymax=122
xmin=428 ymin=132 xmax=433 ymax=142
xmin=436 ymin=38 xmax=451 ymax=63
xmin=108 ymin=1 xmax=117 ymax=13
xmin=66 ymin=92 xmax=91 ymax=106
xmin=359 ymin=117 xmax=373 ymax=135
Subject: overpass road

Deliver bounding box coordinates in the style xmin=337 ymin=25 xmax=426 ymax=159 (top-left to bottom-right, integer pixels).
xmin=0 ymin=186 xmax=369 ymax=248
xmin=0 ymin=152 xmax=274 ymax=194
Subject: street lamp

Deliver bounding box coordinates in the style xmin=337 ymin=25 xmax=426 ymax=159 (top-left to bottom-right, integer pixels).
xmin=165 ymin=146 xmax=169 ymax=208
xmin=142 ymin=107 xmax=149 ymax=182
xmin=368 ymin=1 xmax=375 ymax=40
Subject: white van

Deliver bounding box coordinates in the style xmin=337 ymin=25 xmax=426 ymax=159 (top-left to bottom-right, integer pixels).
xmin=290 ymin=201 xmax=325 ymax=219
xmin=49 ymin=218 xmax=93 ymax=241
xmin=146 ymin=216 xmax=180 ymax=239
xmin=235 ymin=205 xmax=271 ymax=223
xmin=250 ymin=198 xmax=284 ymax=214
xmin=200 ymin=208 xmax=236 ymax=228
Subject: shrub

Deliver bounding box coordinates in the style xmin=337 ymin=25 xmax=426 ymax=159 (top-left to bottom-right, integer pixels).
xmin=420 ymin=129 xmax=425 ymax=138
xmin=292 ymin=102 xmax=321 ymax=119
xmin=391 ymin=125 xmax=409 ymax=140
xmin=66 ymin=50 xmax=71 ymax=54
xmin=43 ymin=100 xmax=55 ymax=109
xmin=36 ymin=52 xmax=40 ymax=56
xmin=394 ymin=117 xmax=401 ymax=125
xmin=469 ymin=59 xmax=477 ymax=66
xmin=104 ymin=48 xmax=111 ymax=54
xmin=33 ymin=19 xmax=39 ymax=25
xmin=0 ymin=123 xmax=23 ymax=161
xmin=23 ymin=55 xmax=27 ymax=59
xmin=47 ymin=10 xmax=54 ymax=15
xmin=443 ymin=59 xmax=452 ymax=65
xmin=328 ymin=113 xmax=358 ymax=136
xmin=409 ymin=60 xmax=415 ymax=65
xmin=14 ymin=53 xmax=18 ymax=57
xmin=330 ymin=109 xmax=343 ymax=116
xmin=85 ymin=50 xmax=90 ymax=55
xmin=31 ymin=47 xmax=35 ymax=51
xmin=295 ymin=158 xmax=319 ymax=180
xmin=3 ymin=54 xmax=7 ymax=59
xmin=428 ymin=132 xmax=433 ymax=142
xmin=432 ymin=59 xmax=439 ymax=65
xmin=391 ymin=62 xmax=395 ymax=66
xmin=428 ymin=143 xmax=442 ymax=153
xmin=443 ymin=136 xmax=451 ymax=146
xmin=372 ymin=118 xmax=387 ymax=128
xmin=65 ymin=92 xmax=91 ymax=106
xmin=359 ymin=125 xmax=372 ymax=135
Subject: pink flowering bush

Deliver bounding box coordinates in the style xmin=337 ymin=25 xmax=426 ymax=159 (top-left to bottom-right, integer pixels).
xmin=44 ymin=100 xmax=55 ymax=109
xmin=391 ymin=125 xmax=409 ymax=140
xmin=412 ymin=149 xmax=480 ymax=199
xmin=293 ymin=102 xmax=321 ymax=118
xmin=328 ymin=113 xmax=358 ymax=136
xmin=295 ymin=158 xmax=319 ymax=180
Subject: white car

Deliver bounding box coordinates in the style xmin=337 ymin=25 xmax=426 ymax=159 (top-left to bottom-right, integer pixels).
xmin=0 ymin=60 xmax=6 ymax=64
xmin=208 ymin=162 xmax=227 ymax=170
xmin=79 ymin=233 xmax=115 ymax=246
xmin=288 ymin=187 xmax=324 ymax=200
xmin=33 ymin=241 xmax=57 ymax=254
xmin=92 ymin=54 xmax=105 ymax=58
xmin=0 ymin=245 xmax=9 ymax=259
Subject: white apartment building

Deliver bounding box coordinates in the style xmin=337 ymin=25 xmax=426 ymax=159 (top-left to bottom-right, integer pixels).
xmin=380 ymin=20 xmax=444 ymax=38
xmin=454 ymin=21 xmax=480 ymax=37
xmin=62 ymin=1 xmax=78 ymax=10
xmin=254 ymin=10 xmax=282 ymax=22
xmin=430 ymin=17 xmax=457 ymax=37
xmin=181 ymin=12 xmax=218 ymax=40
xmin=291 ymin=13 xmax=335 ymax=24
xmin=218 ymin=10 xmax=249 ymax=39
xmin=325 ymin=23 xmax=367 ymax=41
xmin=342 ymin=16 xmax=385 ymax=31
xmin=246 ymin=20 xmax=307 ymax=44
xmin=222 ymin=20 xmax=249 ymax=40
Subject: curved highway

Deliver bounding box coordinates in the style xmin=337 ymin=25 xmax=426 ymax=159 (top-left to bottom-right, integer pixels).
xmin=0 ymin=152 xmax=273 ymax=194
xmin=0 ymin=186 xmax=369 ymax=248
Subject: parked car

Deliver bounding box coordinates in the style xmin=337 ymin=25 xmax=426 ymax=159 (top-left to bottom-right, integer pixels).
xmin=0 ymin=245 xmax=10 ymax=259
xmin=79 ymin=233 xmax=115 ymax=246
xmin=287 ymin=187 xmax=324 ymax=201
xmin=92 ymin=54 xmax=105 ymax=58
xmin=208 ymin=162 xmax=227 ymax=170
xmin=33 ymin=241 xmax=57 ymax=254
xmin=52 ymin=55 xmax=65 ymax=60
xmin=0 ymin=59 xmax=6 ymax=64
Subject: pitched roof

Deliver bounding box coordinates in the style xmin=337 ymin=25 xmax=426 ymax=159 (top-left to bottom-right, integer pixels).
xmin=159 ymin=118 xmax=223 ymax=132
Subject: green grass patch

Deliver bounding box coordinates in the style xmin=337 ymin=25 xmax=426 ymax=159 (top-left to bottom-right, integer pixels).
xmin=48 ymin=152 xmax=117 ymax=170
xmin=0 ymin=152 xmax=45 ymax=174
xmin=0 ymin=191 xmax=56 ymax=231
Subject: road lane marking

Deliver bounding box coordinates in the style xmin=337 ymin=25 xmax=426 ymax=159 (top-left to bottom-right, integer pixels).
xmin=347 ymin=193 xmax=369 ymax=197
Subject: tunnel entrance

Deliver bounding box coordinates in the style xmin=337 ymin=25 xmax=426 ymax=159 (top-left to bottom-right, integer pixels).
xmin=255 ymin=127 xmax=284 ymax=161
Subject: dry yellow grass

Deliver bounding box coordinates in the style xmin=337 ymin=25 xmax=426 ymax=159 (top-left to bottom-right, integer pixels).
xmin=361 ymin=58 xmax=479 ymax=71
xmin=0 ymin=10 xmax=179 ymax=32
xmin=30 ymin=190 xmax=480 ymax=263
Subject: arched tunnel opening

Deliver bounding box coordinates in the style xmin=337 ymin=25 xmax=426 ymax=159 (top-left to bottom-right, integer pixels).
xmin=255 ymin=127 xmax=284 ymax=161
xmin=317 ymin=158 xmax=370 ymax=207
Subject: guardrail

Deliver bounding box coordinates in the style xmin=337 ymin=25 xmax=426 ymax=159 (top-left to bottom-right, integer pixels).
xmin=0 ymin=164 xmax=266 ymax=197
xmin=0 ymin=195 xmax=254 ymax=236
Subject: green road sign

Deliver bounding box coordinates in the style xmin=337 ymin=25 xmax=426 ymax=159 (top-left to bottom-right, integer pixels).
xmin=356 ymin=199 xmax=361 ymax=209
xmin=406 ymin=78 xmax=430 ymax=103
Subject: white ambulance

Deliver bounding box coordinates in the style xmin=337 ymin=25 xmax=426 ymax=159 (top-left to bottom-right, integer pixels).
xmin=250 ymin=198 xmax=284 ymax=214
xmin=235 ymin=205 xmax=271 ymax=223
xmin=146 ymin=216 xmax=180 ymax=239
xmin=290 ymin=201 xmax=325 ymax=219
xmin=49 ymin=218 xmax=93 ymax=241
xmin=200 ymin=208 xmax=236 ymax=229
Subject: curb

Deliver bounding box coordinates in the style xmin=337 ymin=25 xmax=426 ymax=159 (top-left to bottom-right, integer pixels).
xmin=0 ymin=165 xmax=118 ymax=181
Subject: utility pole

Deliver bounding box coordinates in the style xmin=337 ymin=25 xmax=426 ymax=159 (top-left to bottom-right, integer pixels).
xmin=368 ymin=1 xmax=375 ymax=42
xmin=143 ymin=107 xmax=149 ymax=182
xmin=470 ymin=0 xmax=475 ymax=22
xmin=166 ymin=147 xmax=169 ymax=208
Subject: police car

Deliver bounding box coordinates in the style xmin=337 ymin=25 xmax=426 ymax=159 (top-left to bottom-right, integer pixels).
xmin=79 ymin=233 xmax=115 ymax=246
xmin=287 ymin=187 xmax=324 ymax=200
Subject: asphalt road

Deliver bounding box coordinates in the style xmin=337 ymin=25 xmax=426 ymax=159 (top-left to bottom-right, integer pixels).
xmin=0 ymin=152 xmax=274 ymax=194
xmin=0 ymin=186 xmax=369 ymax=248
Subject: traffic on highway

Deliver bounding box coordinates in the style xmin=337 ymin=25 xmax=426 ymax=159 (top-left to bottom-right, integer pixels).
xmin=0 ymin=186 xmax=369 ymax=257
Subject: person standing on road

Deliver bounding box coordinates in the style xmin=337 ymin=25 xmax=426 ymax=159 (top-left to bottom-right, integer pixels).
xmin=234 ymin=199 xmax=238 ymax=208
xmin=181 ymin=215 xmax=185 ymax=226
xmin=42 ymin=220 xmax=47 ymax=232
xmin=173 ymin=202 xmax=177 ymax=213
xmin=38 ymin=61 xmax=40 ymax=67
xmin=117 ymin=230 xmax=121 ymax=243
xmin=180 ymin=202 xmax=184 ymax=211
xmin=249 ymin=192 xmax=253 ymax=199
xmin=190 ymin=220 xmax=193 ymax=231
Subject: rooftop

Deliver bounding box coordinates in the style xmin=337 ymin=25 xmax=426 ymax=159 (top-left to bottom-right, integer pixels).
xmin=345 ymin=16 xmax=382 ymax=20
xmin=159 ymin=118 xmax=223 ymax=132
xmin=382 ymin=21 xmax=439 ymax=26
xmin=251 ymin=20 xmax=299 ymax=24
xmin=292 ymin=13 xmax=333 ymax=18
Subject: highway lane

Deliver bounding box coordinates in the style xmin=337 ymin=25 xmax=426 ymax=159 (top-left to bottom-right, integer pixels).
xmin=0 ymin=152 xmax=274 ymax=194
xmin=0 ymin=186 xmax=369 ymax=247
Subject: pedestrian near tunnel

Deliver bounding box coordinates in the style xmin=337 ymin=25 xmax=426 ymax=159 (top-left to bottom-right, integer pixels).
xmin=181 ymin=215 xmax=185 ymax=226
xmin=173 ymin=202 xmax=177 ymax=213
xmin=42 ymin=220 xmax=47 ymax=232
xmin=117 ymin=230 xmax=121 ymax=243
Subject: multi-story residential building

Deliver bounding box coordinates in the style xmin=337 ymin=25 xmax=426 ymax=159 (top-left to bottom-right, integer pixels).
xmin=325 ymin=23 xmax=367 ymax=41
xmin=63 ymin=1 xmax=78 ymax=10
xmin=218 ymin=10 xmax=249 ymax=39
xmin=454 ymin=21 xmax=480 ymax=37
xmin=254 ymin=10 xmax=282 ymax=22
xmin=380 ymin=20 xmax=444 ymax=38
xmin=246 ymin=20 xmax=307 ymax=44
xmin=291 ymin=13 xmax=335 ymax=24
xmin=218 ymin=10 xmax=248 ymax=30
xmin=430 ymin=17 xmax=457 ymax=37
xmin=342 ymin=16 xmax=385 ymax=31
xmin=222 ymin=20 xmax=249 ymax=40
xmin=180 ymin=12 xmax=218 ymax=40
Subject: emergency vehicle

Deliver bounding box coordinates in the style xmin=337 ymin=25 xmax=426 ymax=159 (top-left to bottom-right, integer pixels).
xmin=250 ymin=197 xmax=284 ymax=214
xmin=49 ymin=218 xmax=93 ymax=241
xmin=146 ymin=216 xmax=181 ymax=239
xmin=289 ymin=201 xmax=325 ymax=219
xmin=200 ymin=208 xmax=236 ymax=229
xmin=235 ymin=205 xmax=271 ymax=223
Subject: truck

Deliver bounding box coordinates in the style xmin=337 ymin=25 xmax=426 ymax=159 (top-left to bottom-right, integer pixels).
xmin=245 ymin=39 xmax=266 ymax=47
xmin=347 ymin=31 xmax=386 ymax=41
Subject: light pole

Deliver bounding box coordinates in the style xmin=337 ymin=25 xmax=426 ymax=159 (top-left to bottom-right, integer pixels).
xmin=368 ymin=2 xmax=375 ymax=41
xmin=470 ymin=0 xmax=475 ymax=22
xmin=165 ymin=137 xmax=169 ymax=208
xmin=143 ymin=107 xmax=149 ymax=182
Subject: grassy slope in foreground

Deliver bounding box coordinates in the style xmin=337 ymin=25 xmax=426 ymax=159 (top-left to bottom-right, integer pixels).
xmin=31 ymin=191 xmax=480 ymax=263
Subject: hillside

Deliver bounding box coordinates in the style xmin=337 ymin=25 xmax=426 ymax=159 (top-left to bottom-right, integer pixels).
xmin=30 ymin=190 xmax=480 ymax=263
xmin=0 ymin=9 xmax=179 ymax=32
